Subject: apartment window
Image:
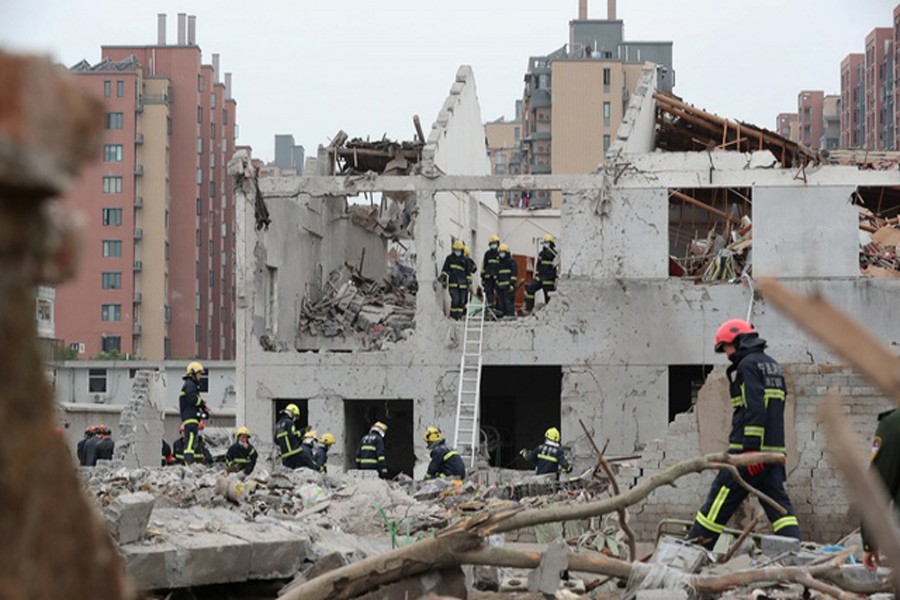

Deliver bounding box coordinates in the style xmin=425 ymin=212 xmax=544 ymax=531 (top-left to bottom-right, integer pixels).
xmin=197 ymin=168 xmax=203 ymax=185
xmin=210 ymin=180 xmax=216 ymax=197
xmin=102 ymin=176 xmax=122 ymax=194
xmin=102 ymin=208 xmax=122 ymax=226
xmin=116 ymin=80 xmax=124 ymax=98
xmin=223 ymin=109 xmax=229 ymax=124
xmin=514 ymin=127 xmax=520 ymax=141
xmin=103 ymin=144 xmax=123 ymax=162
xmin=101 ymin=304 xmax=121 ymax=322
xmin=603 ymin=68 xmax=611 ymax=87
xmin=196 ymin=198 xmax=202 ymax=215
xmin=195 ymin=324 xmax=201 ymax=342
xmin=165 ymin=241 xmax=169 ymax=260
xmin=102 ymin=337 xmax=121 ymax=353
xmin=197 ymin=136 xmax=203 ymax=154
xmin=102 ymin=271 xmax=121 ymax=289
xmin=603 ymin=135 xmax=611 ymax=153
xmin=221 ymin=221 xmax=227 ymax=237
xmin=211 ymin=93 xmax=217 ymax=109
xmin=197 ymin=106 xmax=203 ymax=123
xmin=210 ymin=122 xmax=215 ymax=138
xmin=210 ymin=270 xmax=215 ymax=287
xmin=196 ymin=293 xmax=201 ymax=311
xmin=104 ymin=81 xmax=111 ymax=97
xmin=603 ymin=102 xmax=611 ymax=126
xmin=105 ymin=112 xmax=123 ymax=130
xmin=88 ymin=368 xmax=107 ymax=393
xmin=36 ymin=299 xmax=52 ymax=322
xmin=210 ymin=152 xmax=216 ymax=167
xmin=196 ymin=229 xmax=201 ymax=247
xmin=164 ymin=305 xmax=172 ymax=324
xmin=167 ymin=117 xmax=172 ymax=135
xmin=102 ymin=240 xmax=122 ymax=258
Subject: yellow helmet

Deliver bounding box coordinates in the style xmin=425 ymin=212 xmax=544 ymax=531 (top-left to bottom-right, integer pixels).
xmin=321 ymin=432 xmax=335 ymax=446
xmin=452 ymin=239 xmax=465 ymax=251
xmin=423 ymin=426 xmax=443 ymax=444
xmin=235 ymin=426 xmax=251 ymax=438
xmin=545 ymin=427 xmax=561 ymax=443
xmin=284 ymin=403 xmax=301 ymax=418
xmin=372 ymin=421 xmax=388 ymax=433
xmin=542 ymin=234 xmax=555 ymax=244
xmin=304 ymin=430 xmax=318 ymax=441
xmin=186 ymin=361 xmax=205 ymax=376
xmin=488 ymin=234 xmax=501 ymax=244
xmin=463 ymin=246 xmax=471 ymax=257
xmin=499 ymin=244 xmax=510 ymax=254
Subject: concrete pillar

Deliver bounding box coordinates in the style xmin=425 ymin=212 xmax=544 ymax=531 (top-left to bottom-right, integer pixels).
xmin=157 ymin=14 xmax=166 ymax=46
xmin=187 ymin=15 xmax=197 ymax=46
xmin=177 ymin=13 xmax=186 ymax=45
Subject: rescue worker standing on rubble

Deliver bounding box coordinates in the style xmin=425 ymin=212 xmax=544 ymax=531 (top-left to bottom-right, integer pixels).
xmin=423 ymin=426 xmax=466 ymax=480
xmin=298 ymin=430 xmax=321 ymax=471
xmin=524 ymin=234 xmax=558 ymax=314
xmin=225 ymin=426 xmax=258 ymax=474
xmin=179 ymin=361 xmax=209 ymax=465
xmin=481 ymin=235 xmax=502 ymax=310
xmin=172 ymin=425 xmax=187 ymax=464
xmin=520 ymin=427 xmax=572 ymax=478
xmin=275 ymin=403 xmax=305 ymax=469
xmin=77 ymin=425 xmax=96 ymax=466
xmin=495 ymin=244 xmax=518 ymax=318
xmin=94 ymin=425 xmax=115 ymax=463
xmin=862 ymin=407 xmax=900 ymax=570
xmin=440 ymin=240 xmax=470 ymax=320
xmin=687 ymin=319 xmax=800 ymax=549
xmin=356 ymin=421 xmax=389 ymax=478
xmin=315 ymin=433 xmax=335 ymax=473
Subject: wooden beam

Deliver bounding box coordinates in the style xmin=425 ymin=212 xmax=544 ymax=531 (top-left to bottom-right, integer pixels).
xmin=670 ymin=189 xmax=741 ymax=225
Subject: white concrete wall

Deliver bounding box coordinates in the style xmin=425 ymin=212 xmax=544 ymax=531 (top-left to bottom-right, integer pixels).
xmin=499 ymin=209 xmax=561 ymax=258
xmin=609 ymin=64 xmax=657 ymax=157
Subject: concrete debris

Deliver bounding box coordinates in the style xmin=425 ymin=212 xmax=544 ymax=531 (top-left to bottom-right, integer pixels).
xmin=330 ymin=132 xmax=423 ymax=177
xmin=670 ymin=216 xmax=752 ymax=282
xmin=859 ymin=205 xmax=900 ymax=277
xmin=103 ymin=492 xmax=155 ymax=544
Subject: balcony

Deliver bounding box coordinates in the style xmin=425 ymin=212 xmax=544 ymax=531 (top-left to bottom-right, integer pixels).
xmin=133 ymin=260 xmax=143 ymax=272
xmin=132 ymin=323 xmax=142 ymax=336
xmin=134 ymin=164 xmax=144 ymax=176
xmin=134 ymin=228 xmax=143 ymax=240
xmin=133 ymin=292 xmax=142 ymax=304
xmin=134 ymin=196 xmax=143 ymax=208
xmin=531 ymin=163 xmax=551 ymax=174
xmin=135 ymin=132 xmax=144 ymax=145
xmin=143 ymin=92 xmax=170 ymax=105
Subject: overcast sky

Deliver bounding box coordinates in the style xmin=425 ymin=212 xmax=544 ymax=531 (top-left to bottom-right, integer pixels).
xmin=1 ymin=1 xmax=895 ymax=162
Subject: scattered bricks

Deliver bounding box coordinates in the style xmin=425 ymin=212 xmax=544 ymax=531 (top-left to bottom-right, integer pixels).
xmin=104 ymin=492 xmax=155 ymax=544
xmin=759 ymin=534 xmax=801 ymax=557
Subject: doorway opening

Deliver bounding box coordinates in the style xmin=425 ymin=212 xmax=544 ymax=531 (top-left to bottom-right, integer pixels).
xmin=343 ymin=399 xmax=414 ymax=477
xmin=668 ymin=365 xmax=713 ymax=422
xmin=479 ymin=366 xmax=562 ymax=469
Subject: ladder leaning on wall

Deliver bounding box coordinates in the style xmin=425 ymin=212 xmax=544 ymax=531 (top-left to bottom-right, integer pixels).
xmin=453 ymin=298 xmax=486 ymax=469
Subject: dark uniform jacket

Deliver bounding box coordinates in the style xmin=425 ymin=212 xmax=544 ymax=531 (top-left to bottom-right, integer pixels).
xmin=173 ymin=436 xmax=212 ymax=464
xmin=440 ymin=253 xmax=470 ymax=289
xmin=82 ymin=436 xmax=100 ymax=467
xmin=77 ymin=435 xmax=93 ymax=466
xmin=314 ymin=445 xmax=328 ymax=473
xmin=356 ymin=431 xmax=387 ymax=476
xmin=524 ymin=441 xmax=571 ymax=475
xmin=225 ymin=441 xmax=258 ymax=474
xmin=726 ymin=337 xmax=787 ymax=454
xmin=481 ymin=248 xmax=500 ymax=283
xmin=465 ymin=255 xmax=477 ymax=288
xmin=162 ymin=440 xmax=173 ymax=466
xmin=863 ymin=408 xmax=900 ymax=551
xmin=297 ymin=440 xmax=319 ymax=471
xmin=496 ymin=255 xmax=518 ymax=291
xmin=95 ymin=437 xmax=115 ymax=462
xmin=425 ymin=441 xmax=466 ymax=479
xmin=275 ymin=414 xmax=303 ymax=461
xmin=179 ymin=378 xmax=205 ymax=424
xmin=172 ymin=437 xmax=186 ymax=464
xmin=535 ymin=246 xmax=557 ymax=287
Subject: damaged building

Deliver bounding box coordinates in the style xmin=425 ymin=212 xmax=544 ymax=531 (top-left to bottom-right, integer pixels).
xmin=234 ymin=63 xmax=900 ymax=544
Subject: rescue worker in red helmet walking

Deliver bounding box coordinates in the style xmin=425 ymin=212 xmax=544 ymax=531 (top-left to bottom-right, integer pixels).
xmin=687 ymin=319 xmax=800 ymax=549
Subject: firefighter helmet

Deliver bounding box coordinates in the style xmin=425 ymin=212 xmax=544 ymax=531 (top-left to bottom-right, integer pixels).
xmin=488 ymin=234 xmax=501 ymax=244
xmin=714 ymin=318 xmax=756 ymax=353
xmin=236 ymin=426 xmax=251 ymax=438
xmin=284 ymin=403 xmax=301 ymax=418
xmin=185 ymin=361 xmax=205 ymax=377
xmin=542 ymin=234 xmax=555 ymax=244
xmin=545 ymin=427 xmax=561 ymax=443
xmin=452 ymin=239 xmax=465 ymax=251
xmin=304 ymin=430 xmax=318 ymax=441
xmin=371 ymin=421 xmax=388 ymax=434
xmin=499 ymin=244 xmax=510 ymax=254
xmin=321 ymin=432 xmax=336 ymax=446
xmin=423 ymin=426 xmax=443 ymax=444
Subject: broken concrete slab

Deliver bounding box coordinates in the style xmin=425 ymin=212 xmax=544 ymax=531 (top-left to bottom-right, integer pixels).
xmin=649 ymin=536 xmax=708 ymax=573
xmin=355 ymin=566 xmax=467 ymax=600
xmin=221 ymin=523 xmax=307 ymax=579
xmin=758 ymin=534 xmax=801 ymax=558
xmin=165 ymin=532 xmax=251 ymax=588
xmin=120 ymin=541 xmax=176 ymax=591
xmin=104 ymin=492 xmax=155 ymax=543
xmin=527 ymin=539 xmax=568 ymax=594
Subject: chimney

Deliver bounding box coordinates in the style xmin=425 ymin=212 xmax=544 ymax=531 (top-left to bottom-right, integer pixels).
xmin=177 ymin=13 xmax=186 ymax=45
xmin=578 ymin=0 xmax=587 ymax=19
xmin=157 ymin=14 xmax=166 ymax=46
xmin=212 ymin=53 xmax=220 ymax=84
xmin=225 ymin=73 xmax=232 ymax=100
xmin=608 ymin=0 xmax=616 ymax=20
xmin=187 ymin=15 xmax=196 ymax=46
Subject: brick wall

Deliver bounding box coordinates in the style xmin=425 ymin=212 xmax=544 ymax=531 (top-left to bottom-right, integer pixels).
xmin=624 ymin=364 xmax=891 ymax=543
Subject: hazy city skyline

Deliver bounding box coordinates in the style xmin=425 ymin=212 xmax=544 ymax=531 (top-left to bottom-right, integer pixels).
xmin=2 ymin=0 xmax=894 ymax=161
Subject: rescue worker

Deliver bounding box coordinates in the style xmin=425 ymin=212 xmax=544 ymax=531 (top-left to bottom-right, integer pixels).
xmin=162 ymin=440 xmax=174 ymax=466
xmin=440 ymin=240 xmax=470 ymax=320
xmin=495 ymin=244 xmax=518 ymax=317
xmin=423 ymin=426 xmax=466 ymax=480
xmin=179 ymin=361 xmax=209 ymax=465
xmin=225 ymin=426 xmax=258 ymax=475
xmin=275 ymin=403 xmax=305 ymax=469
xmin=481 ymin=234 xmax=502 ymax=310
xmin=196 ymin=421 xmax=214 ymax=464
xmin=520 ymin=427 xmax=572 ymax=478
xmin=356 ymin=421 xmax=388 ymax=478
xmin=94 ymin=425 xmax=115 ymax=463
xmin=315 ymin=433 xmax=335 ymax=473
xmin=687 ymin=319 xmax=800 ymax=549
xmin=463 ymin=245 xmax=477 ymax=304
xmin=77 ymin=425 xmax=96 ymax=466
xmin=82 ymin=424 xmax=102 ymax=466
xmin=172 ymin=425 xmax=187 ymax=465
xmin=297 ymin=430 xmax=320 ymax=471
xmin=524 ymin=234 xmax=558 ymax=313
xmin=862 ymin=408 xmax=900 ymax=570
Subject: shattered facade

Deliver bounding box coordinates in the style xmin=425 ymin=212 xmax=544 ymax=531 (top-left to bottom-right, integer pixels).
xmin=235 ymin=64 xmax=900 ymax=542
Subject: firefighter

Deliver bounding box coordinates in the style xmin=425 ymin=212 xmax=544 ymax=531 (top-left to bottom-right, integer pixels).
xmin=296 ymin=430 xmax=321 ymax=471
xmin=82 ymin=424 xmax=102 ymax=466
xmin=161 ymin=440 xmax=174 ymax=466
xmin=356 ymin=421 xmax=388 ymax=478
xmin=520 ymin=427 xmax=572 ymax=478
xmin=172 ymin=425 xmax=187 ymax=464
xmin=862 ymin=408 xmax=900 ymax=570
xmin=481 ymin=234 xmax=502 ymax=310
xmin=316 ymin=433 xmax=335 ymax=473
xmin=196 ymin=421 xmax=214 ymax=464
xmin=94 ymin=425 xmax=115 ymax=463
xmin=275 ymin=403 xmax=305 ymax=469
xmin=524 ymin=234 xmax=558 ymax=313
xmin=440 ymin=240 xmax=470 ymax=320
xmin=495 ymin=244 xmax=518 ymax=317
xmin=687 ymin=319 xmax=800 ymax=549
xmin=423 ymin=426 xmax=466 ymax=480
xmin=179 ymin=361 xmax=209 ymax=465
xmin=77 ymin=425 xmax=96 ymax=466
xmin=225 ymin=426 xmax=258 ymax=474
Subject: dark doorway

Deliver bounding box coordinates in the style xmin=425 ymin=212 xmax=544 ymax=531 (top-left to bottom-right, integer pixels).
xmin=668 ymin=365 xmax=713 ymax=422
xmin=273 ymin=399 xmax=309 ymax=433
xmin=480 ymin=366 xmax=562 ymax=469
xmin=344 ymin=399 xmax=414 ymax=478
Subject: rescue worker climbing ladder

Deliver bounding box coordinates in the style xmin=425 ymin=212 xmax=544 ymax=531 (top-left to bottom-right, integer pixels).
xmin=423 ymin=426 xmax=466 ymax=480
xmin=440 ymin=240 xmax=470 ymax=320
xmin=356 ymin=421 xmax=388 ymax=478
xmin=688 ymin=319 xmax=801 ymax=549
xmin=524 ymin=234 xmax=558 ymax=313
xmin=179 ymin=361 xmax=208 ymax=465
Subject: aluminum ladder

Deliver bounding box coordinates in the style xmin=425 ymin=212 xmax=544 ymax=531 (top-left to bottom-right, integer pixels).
xmin=453 ymin=298 xmax=486 ymax=469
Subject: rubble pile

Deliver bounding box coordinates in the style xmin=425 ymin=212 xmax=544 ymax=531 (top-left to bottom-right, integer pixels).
xmin=859 ymin=205 xmax=900 ymax=278
xmin=671 ymin=218 xmax=752 ymax=283
xmin=298 ymin=259 xmax=416 ymax=349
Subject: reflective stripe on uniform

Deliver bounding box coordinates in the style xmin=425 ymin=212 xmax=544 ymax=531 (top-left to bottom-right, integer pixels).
xmin=536 ymin=453 xmax=558 ymax=463
xmin=761 ymin=445 xmax=786 ymax=452
xmin=772 ymin=515 xmax=799 ymax=532
xmin=182 ymin=418 xmax=199 ymax=425
xmin=361 ymin=445 xmax=377 ymax=451
xmin=744 ymin=426 xmax=765 ymax=437
xmin=728 ymin=443 xmax=744 ymax=450
xmin=443 ymin=450 xmax=458 ymax=461
xmin=695 ymin=512 xmax=725 ymax=534
xmin=731 ymin=396 xmax=745 ymax=408
xmin=357 ymin=458 xmax=378 ymax=464
xmin=450 ymin=264 xmax=465 ymax=270
xmin=707 ymin=485 xmax=730 ymax=524
xmin=764 ymin=389 xmax=786 ymax=407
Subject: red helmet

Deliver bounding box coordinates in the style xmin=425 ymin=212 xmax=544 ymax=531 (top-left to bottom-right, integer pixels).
xmin=714 ymin=318 xmax=755 ymax=352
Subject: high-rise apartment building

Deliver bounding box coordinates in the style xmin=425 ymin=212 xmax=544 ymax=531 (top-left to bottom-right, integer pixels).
xmin=864 ymin=28 xmax=893 ymax=149
xmin=58 ymin=13 xmax=239 ymax=360
xmin=821 ymin=94 xmax=841 ymax=150
xmin=516 ymin=0 xmax=674 ymax=208
xmin=485 ymin=102 xmax=523 ymax=205
xmin=274 ymin=135 xmax=305 ymax=176
xmin=840 ymin=53 xmax=865 ymax=148
xmin=797 ymin=91 xmax=825 ymax=149
xmin=775 ymin=113 xmax=799 ymax=142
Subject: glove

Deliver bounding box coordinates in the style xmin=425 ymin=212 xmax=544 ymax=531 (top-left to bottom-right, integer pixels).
xmin=519 ymin=448 xmax=528 ymax=458
xmin=743 ymin=450 xmax=763 ymax=476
